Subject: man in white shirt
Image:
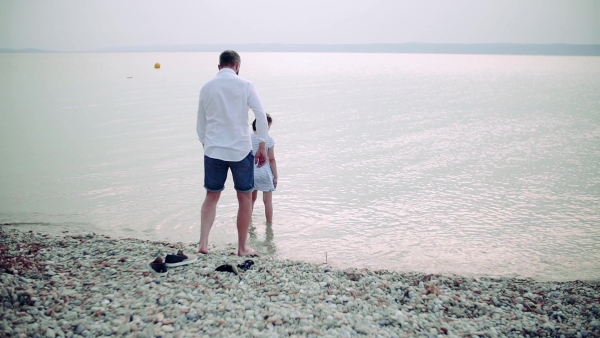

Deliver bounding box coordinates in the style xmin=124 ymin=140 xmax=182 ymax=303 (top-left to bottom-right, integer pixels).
xmin=196 ymin=50 xmax=269 ymax=256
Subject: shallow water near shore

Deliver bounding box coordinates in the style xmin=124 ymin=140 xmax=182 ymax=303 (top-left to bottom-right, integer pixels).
xmin=1 ymin=52 xmax=599 ymax=281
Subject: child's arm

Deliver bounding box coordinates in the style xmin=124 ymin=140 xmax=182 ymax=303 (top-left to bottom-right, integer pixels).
xmin=268 ymin=147 xmax=278 ymax=189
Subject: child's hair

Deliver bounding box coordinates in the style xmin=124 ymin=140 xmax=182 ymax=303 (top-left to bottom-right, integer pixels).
xmin=252 ymin=113 xmax=272 ymax=131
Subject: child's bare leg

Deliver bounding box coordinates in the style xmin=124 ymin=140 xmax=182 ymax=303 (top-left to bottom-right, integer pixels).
xmin=263 ymin=191 xmax=273 ymax=223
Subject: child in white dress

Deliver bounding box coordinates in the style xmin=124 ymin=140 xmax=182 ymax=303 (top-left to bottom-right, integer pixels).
xmin=251 ymin=114 xmax=277 ymax=223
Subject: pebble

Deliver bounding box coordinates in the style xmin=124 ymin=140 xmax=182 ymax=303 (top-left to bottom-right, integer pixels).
xmin=0 ymin=227 xmax=599 ymax=337
xmin=162 ymin=324 xmax=175 ymax=332
xmin=70 ymin=325 xmax=82 ymax=335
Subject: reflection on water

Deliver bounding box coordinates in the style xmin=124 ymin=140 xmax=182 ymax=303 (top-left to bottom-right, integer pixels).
xmin=0 ymin=52 xmax=599 ymax=281
xmin=249 ymin=221 xmax=276 ymax=256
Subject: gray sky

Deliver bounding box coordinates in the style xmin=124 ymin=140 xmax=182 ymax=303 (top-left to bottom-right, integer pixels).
xmin=1 ymin=0 xmax=599 ymax=51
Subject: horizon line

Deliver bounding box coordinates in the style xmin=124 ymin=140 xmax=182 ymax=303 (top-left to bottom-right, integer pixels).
xmin=2 ymin=42 xmax=599 ymax=56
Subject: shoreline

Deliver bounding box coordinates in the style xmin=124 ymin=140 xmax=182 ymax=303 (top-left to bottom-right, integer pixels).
xmin=1 ymin=226 xmax=599 ymax=337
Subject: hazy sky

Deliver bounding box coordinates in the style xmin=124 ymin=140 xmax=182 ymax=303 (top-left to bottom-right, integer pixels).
xmin=1 ymin=0 xmax=599 ymax=51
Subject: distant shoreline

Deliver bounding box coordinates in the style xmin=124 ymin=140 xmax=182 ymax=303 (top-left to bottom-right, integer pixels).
xmin=2 ymin=43 xmax=600 ymax=56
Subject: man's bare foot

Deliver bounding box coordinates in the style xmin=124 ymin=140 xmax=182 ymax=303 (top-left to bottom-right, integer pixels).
xmin=197 ymin=245 xmax=208 ymax=255
xmin=238 ymin=247 xmax=258 ymax=257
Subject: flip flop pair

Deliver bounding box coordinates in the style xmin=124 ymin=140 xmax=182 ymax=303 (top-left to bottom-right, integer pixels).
xmin=215 ymin=260 xmax=255 ymax=274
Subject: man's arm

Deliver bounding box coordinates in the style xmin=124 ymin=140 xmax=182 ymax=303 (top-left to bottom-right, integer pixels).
xmin=248 ymin=84 xmax=269 ymax=167
xmin=196 ymin=93 xmax=206 ymax=146
xmin=255 ymin=142 xmax=267 ymax=168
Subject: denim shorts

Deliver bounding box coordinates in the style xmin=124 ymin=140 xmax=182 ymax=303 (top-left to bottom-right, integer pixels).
xmin=204 ymin=151 xmax=254 ymax=193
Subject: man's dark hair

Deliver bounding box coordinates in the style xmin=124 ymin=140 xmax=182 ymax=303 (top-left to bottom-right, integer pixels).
xmin=252 ymin=114 xmax=272 ymax=131
xmin=219 ymin=50 xmax=241 ymax=67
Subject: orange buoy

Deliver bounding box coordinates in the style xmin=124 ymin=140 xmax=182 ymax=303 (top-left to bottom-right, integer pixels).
xmin=154 ymin=63 xmax=161 ymax=69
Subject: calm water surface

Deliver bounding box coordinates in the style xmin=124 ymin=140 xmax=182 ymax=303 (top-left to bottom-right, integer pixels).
xmin=1 ymin=52 xmax=599 ymax=281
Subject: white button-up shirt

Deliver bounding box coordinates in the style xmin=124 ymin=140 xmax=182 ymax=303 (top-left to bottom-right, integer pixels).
xmin=197 ymin=68 xmax=269 ymax=161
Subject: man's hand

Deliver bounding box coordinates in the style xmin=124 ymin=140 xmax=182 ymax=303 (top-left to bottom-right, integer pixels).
xmin=255 ymin=143 xmax=267 ymax=168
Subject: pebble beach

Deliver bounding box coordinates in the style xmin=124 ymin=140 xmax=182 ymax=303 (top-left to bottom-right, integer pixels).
xmin=1 ymin=226 xmax=599 ymax=338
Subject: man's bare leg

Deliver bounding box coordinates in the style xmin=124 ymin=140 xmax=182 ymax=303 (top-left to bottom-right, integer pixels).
xmin=263 ymin=191 xmax=273 ymax=223
xmin=251 ymin=190 xmax=258 ymax=213
xmin=237 ymin=191 xmax=256 ymax=256
xmin=198 ymin=191 xmax=220 ymax=254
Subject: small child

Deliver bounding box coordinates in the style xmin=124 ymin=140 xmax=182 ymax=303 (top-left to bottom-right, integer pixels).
xmin=251 ymin=114 xmax=278 ymax=223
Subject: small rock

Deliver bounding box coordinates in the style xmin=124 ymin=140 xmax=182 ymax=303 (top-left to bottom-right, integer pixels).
xmin=117 ymin=323 xmax=130 ymax=335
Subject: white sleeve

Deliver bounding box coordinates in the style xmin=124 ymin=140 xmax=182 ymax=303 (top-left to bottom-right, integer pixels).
xmin=196 ymin=92 xmax=206 ymax=145
xmin=248 ymin=84 xmax=268 ymax=143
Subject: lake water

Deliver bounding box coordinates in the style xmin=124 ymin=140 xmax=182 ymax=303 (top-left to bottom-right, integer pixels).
xmin=1 ymin=52 xmax=599 ymax=281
